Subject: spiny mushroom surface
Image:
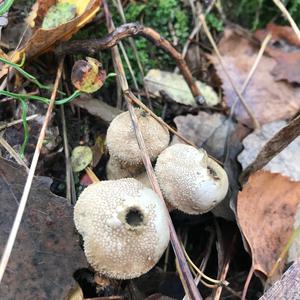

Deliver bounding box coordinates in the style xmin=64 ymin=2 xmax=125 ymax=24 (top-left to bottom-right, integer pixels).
xmin=74 ymin=178 xmax=170 ymax=279
xmin=106 ymin=109 xmax=170 ymax=166
xmin=155 ymin=143 xmax=229 ymax=215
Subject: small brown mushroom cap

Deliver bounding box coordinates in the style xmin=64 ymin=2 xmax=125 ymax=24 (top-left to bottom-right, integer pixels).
xmin=155 ymin=144 xmax=229 ymax=215
xmin=74 ymin=178 xmax=170 ymax=279
xmin=106 ymin=109 xmax=170 ymax=166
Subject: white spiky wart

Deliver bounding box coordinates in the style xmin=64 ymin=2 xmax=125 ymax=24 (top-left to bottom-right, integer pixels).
xmin=106 ymin=109 xmax=170 ymax=166
xmin=155 ymin=144 xmax=229 ymax=215
xmin=74 ymin=178 xmax=170 ymax=279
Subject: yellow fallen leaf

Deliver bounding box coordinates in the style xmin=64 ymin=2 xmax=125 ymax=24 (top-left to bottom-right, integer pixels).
xmin=16 ymin=0 xmax=101 ymax=59
xmin=59 ymin=0 xmax=90 ymax=16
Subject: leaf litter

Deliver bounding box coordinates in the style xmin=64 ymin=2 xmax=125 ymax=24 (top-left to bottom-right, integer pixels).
xmin=255 ymin=23 xmax=300 ymax=84
xmin=0 ymin=157 xmax=87 ymax=299
xmin=238 ymin=120 xmax=300 ymax=181
xmin=237 ymin=171 xmax=300 ymax=278
xmin=1 ymin=1 xmax=300 ymax=298
xmin=209 ymin=27 xmax=300 ymax=127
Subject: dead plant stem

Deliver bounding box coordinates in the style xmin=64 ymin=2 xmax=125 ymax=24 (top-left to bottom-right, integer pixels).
xmin=230 ymin=33 xmax=272 ymax=117
xmin=0 ymin=114 xmax=38 ymax=131
xmin=103 ymin=1 xmax=202 ymax=299
xmin=181 ymin=0 xmax=217 ymax=60
xmin=242 ymin=265 xmax=254 ymax=300
xmin=272 ymin=0 xmax=300 ymax=40
xmin=125 ymin=90 xmax=196 ymax=147
xmin=199 ymin=14 xmax=260 ymax=129
xmin=0 ymin=135 xmax=29 ymax=171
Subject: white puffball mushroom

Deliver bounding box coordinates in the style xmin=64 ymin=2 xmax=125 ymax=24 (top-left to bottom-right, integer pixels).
xmin=155 ymin=144 xmax=229 ymax=215
xmin=74 ymin=178 xmax=170 ymax=279
xmin=106 ymin=109 xmax=170 ymax=166
xmin=106 ymin=156 xmax=142 ymax=180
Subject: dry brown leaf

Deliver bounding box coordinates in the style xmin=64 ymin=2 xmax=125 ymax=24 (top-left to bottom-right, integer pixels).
xmin=173 ymin=111 xmax=236 ymax=159
xmin=240 ymin=114 xmax=300 ymax=183
xmin=238 ymin=120 xmax=300 ymax=181
xmin=26 ymin=0 xmax=56 ymax=29
xmin=0 ymin=158 xmax=87 ymax=299
xmin=209 ymin=27 xmax=300 ymax=127
xmin=12 ymin=0 xmax=101 ymax=60
xmin=73 ymin=95 xmax=122 ymax=124
xmin=237 ymin=171 xmax=300 ymax=277
xmin=0 ymin=48 xmax=10 ymax=78
xmin=255 ymin=23 xmax=300 ymax=84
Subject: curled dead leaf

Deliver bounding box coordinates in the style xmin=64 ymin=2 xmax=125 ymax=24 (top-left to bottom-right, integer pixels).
xmin=208 ymin=27 xmax=300 ymax=127
xmin=255 ymin=23 xmax=300 ymax=84
xmin=71 ymin=57 xmax=106 ymax=93
xmin=237 ymin=171 xmax=300 ymax=277
xmin=13 ymin=0 xmax=101 ymax=60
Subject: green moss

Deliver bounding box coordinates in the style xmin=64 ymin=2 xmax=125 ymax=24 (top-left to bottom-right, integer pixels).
xmin=122 ymin=0 xmax=190 ymax=79
xmin=223 ymin=0 xmax=300 ymax=30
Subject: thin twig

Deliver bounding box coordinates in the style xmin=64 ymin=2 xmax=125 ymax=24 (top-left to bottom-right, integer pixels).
xmin=199 ymin=14 xmax=260 ymax=129
xmin=118 ymin=41 xmax=140 ymax=96
xmin=60 ymin=105 xmax=74 ymax=204
xmin=102 ymin=1 xmax=202 ymax=299
xmin=182 ymin=244 xmax=228 ymax=287
xmin=181 ymin=0 xmax=217 ymax=60
xmin=230 ymin=33 xmax=272 ymax=117
xmin=182 ymin=229 xmax=215 ymax=299
xmin=268 ymin=224 xmax=300 ymax=279
xmin=0 ymin=135 xmax=29 ymax=171
xmin=0 ymin=114 xmax=38 ymax=131
xmin=113 ymin=0 xmax=152 ymax=107
xmin=272 ymin=0 xmax=300 ymax=40
xmin=113 ymin=0 xmax=146 ymax=80
xmin=213 ymin=232 xmax=237 ymax=300
xmin=56 ymin=23 xmax=203 ymax=103
xmin=85 ymin=166 xmax=100 ymax=183
xmin=125 ymin=90 xmax=196 ymax=147
xmin=242 ymin=265 xmax=254 ymax=300
xmin=0 ymin=58 xmax=64 ymax=282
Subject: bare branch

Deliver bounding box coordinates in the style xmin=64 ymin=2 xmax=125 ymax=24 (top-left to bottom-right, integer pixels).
xmin=56 ymin=22 xmax=203 ymax=103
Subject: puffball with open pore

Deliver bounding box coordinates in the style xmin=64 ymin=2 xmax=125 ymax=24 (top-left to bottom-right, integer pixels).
xmin=74 ymin=178 xmax=170 ymax=279
xmin=106 ymin=109 xmax=170 ymax=166
xmin=155 ymin=144 xmax=229 ymax=215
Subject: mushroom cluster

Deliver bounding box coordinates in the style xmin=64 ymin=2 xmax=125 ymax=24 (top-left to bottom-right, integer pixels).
xmin=74 ymin=109 xmax=229 ymax=280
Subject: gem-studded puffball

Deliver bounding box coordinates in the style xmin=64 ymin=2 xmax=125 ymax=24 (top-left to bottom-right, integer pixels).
xmin=74 ymin=178 xmax=170 ymax=279
xmin=106 ymin=109 xmax=170 ymax=166
xmin=155 ymin=144 xmax=229 ymax=215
